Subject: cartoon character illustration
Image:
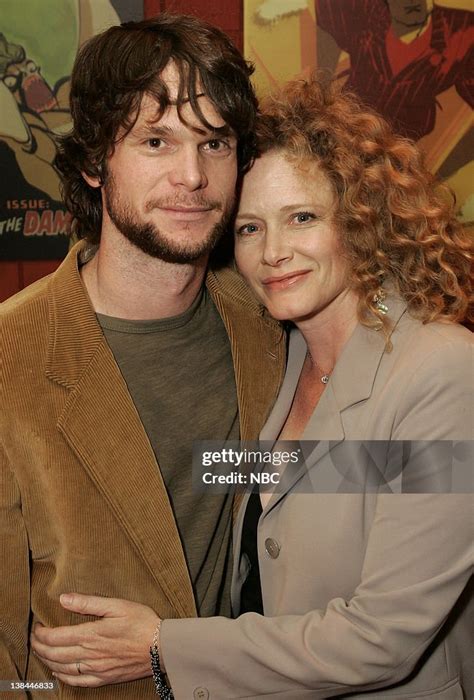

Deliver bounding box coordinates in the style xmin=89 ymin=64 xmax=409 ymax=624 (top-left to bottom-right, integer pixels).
xmin=314 ymin=0 xmax=473 ymax=178
xmin=254 ymin=0 xmax=473 ymax=181
xmin=0 ymin=32 xmax=70 ymax=201
xmin=0 ymin=0 xmax=121 ymax=202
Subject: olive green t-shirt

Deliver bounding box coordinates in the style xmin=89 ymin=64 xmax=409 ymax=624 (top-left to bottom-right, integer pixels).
xmin=97 ymin=288 xmax=239 ymax=616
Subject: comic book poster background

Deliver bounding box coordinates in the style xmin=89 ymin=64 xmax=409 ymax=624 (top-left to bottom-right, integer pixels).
xmin=244 ymin=0 xmax=473 ymax=226
xmin=0 ymin=0 xmax=143 ymax=260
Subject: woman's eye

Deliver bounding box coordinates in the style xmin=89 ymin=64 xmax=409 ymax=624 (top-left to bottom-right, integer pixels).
xmin=236 ymin=223 xmax=259 ymax=235
xmin=148 ymin=138 xmax=162 ymax=148
xmin=293 ymin=212 xmax=315 ymax=224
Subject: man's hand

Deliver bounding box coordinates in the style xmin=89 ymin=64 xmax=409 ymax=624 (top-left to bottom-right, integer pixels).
xmin=30 ymin=593 xmax=160 ymax=687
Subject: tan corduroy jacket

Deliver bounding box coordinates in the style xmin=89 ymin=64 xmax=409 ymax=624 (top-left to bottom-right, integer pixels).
xmin=0 ymin=242 xmax=286 ymax=698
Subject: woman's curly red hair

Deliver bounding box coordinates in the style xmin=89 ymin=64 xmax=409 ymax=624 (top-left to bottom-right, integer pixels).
xmin=255 ymin=78 xmax=473 ymax=333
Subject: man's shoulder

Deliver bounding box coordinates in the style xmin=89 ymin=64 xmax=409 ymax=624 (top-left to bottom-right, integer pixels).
xmin=0 ymin=245 xmax=82 ymax=362
xmin=1 ymin=243 xmax=86 ymax=326
xmin=1 ymin=273 xmax=57 ymax=378
xmin=0 ymin=273 xmax=52 ymax=326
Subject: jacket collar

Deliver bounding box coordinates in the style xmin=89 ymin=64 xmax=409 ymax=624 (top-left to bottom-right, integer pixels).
xmin=261 ymin=292 xmax=407 ymax=441
xmin=46 ymin=242 xmax=104 ymax=388
xmin=206 ymin=264 xmax=285 ymax=442
xmin=330 ymin=293 xmax=407 ymax=414
xmin=259 ymin=292 xmax=408 ymax=515
xmin=46 ymin=243 xmax=284 ymax=390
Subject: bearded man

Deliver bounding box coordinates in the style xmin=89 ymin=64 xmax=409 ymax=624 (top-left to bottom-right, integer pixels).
xmin=0 ymin=14 xmax=285 ymax=698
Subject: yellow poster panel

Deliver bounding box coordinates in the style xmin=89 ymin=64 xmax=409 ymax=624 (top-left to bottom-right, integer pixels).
xmin=0 ymin=0 xmax=133 ymax=259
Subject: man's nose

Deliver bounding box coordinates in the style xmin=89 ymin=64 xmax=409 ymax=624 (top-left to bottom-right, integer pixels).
xmin=169 ymin=147 xmax=208 ymax=190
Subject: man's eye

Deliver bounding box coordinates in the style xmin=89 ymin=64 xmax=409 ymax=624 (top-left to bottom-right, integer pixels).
xmin=148 ymin=138 xmax=162 ymax=148
xmin=293 ymin=212 xmax=316 ymax=224
xmin=236 ymin=223 xmax=259 ymax=235
xmin=204 ymin=139 xmax=229 ymax=152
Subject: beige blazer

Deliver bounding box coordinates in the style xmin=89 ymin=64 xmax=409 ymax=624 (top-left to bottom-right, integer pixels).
xmin=162 ymin=296 xmax=473 ymax=699
xmin=0 ymin=243 xmax=286 ymax=698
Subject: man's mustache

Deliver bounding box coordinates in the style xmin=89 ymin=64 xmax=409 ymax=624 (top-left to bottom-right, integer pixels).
xmin=145 ymin=197 xmax=223 ymax=212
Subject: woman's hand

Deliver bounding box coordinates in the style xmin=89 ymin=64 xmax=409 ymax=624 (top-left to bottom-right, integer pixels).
xmin=30 ymin=593 xmax=160 ymax=687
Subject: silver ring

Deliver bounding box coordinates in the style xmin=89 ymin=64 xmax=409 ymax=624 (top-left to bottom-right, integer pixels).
xmin=76 ymin=661 xmax=82 ymax=675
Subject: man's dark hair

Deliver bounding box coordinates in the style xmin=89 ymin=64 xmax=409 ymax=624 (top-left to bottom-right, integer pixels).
xmin=55 ymin=14 xmax=257 ymax=242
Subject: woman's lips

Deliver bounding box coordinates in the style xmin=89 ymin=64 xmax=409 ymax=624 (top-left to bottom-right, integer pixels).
xmin=261 ymin=270 xmax=311 ymax=290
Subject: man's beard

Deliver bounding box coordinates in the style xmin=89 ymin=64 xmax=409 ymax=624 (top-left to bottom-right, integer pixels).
xmin=103 ymin=173 xmax=233 ymax=264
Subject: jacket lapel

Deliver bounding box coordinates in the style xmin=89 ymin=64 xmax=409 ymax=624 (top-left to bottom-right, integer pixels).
xmin=262 ymin=300 xmax=407 ymax=515
xmin=259 ymin=329 xmax=306 ymax=443
xmin=46 ymin=244 xmax=196 ymax=617
xmin=206 ymin=267 xmax=286 ymax=517
xmin=206 ymin=266 xmax=286 ymax=440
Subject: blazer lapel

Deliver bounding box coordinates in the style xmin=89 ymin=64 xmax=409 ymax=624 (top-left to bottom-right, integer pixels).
xmin=46 ymin=244 xmax=196 ymax=618
xmin=230 ymin=488 xmax=252 ymax=614
xmin=262 ymin=387 xmax=346 ymax=516
xmin=260 ymin=329 xmax=306 ymax=443
xmin=254 ymin=328 xmax=341 ymax=514
xmin=262 ymin=301 xmax=407 ymax=515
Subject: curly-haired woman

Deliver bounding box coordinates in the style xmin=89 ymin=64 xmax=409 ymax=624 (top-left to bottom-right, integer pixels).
xmin=33 ymin=79 xmax=473 ymax=700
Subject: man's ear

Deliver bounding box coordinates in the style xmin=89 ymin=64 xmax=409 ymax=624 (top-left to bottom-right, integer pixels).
xmin=82 ymin=171 xmax=102 ymax=188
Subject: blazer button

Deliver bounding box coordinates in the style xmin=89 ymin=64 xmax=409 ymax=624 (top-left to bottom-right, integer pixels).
xmin=265 ymin=537 xmax=281 ymax=559
xmin=193 ymin=688 xmax=209 ymax=699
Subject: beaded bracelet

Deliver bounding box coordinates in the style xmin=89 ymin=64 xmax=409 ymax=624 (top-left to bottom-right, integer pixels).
xmin=150 ymin=620 xmax=174 ymax=699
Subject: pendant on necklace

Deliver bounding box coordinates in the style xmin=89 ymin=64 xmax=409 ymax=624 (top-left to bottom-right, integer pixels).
xmin=321 ymin=374 xmax=330 ymax=384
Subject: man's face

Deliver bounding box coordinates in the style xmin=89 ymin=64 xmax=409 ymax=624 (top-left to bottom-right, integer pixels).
xmin=94 ymin=64 xmax=238 ymax=263
xmin=386 ymin=0 xmax=431 ymax=27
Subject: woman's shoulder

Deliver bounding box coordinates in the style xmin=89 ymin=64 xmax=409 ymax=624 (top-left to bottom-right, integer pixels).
xmin=387 ymin=316 xmax=471 ymax=433
xmin=393 ymin=314 xmax=473 ymax=361
xmin=388 ymin=317 xmax=472 ymax=398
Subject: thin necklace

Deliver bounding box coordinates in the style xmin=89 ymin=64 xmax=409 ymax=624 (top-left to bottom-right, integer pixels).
xmin=307 ymin=351 xmax=332 ymax=385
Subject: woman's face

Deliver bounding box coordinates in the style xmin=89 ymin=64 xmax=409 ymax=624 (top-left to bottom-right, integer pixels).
xmin=235 ymin=150 xmax=351 ymax=323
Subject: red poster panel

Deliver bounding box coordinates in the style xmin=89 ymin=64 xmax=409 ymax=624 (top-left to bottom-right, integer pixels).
xmin=145 ymin=0 xmax=242 ymax=48
xmin=244 ymin=0 xmax=473 ymax=227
